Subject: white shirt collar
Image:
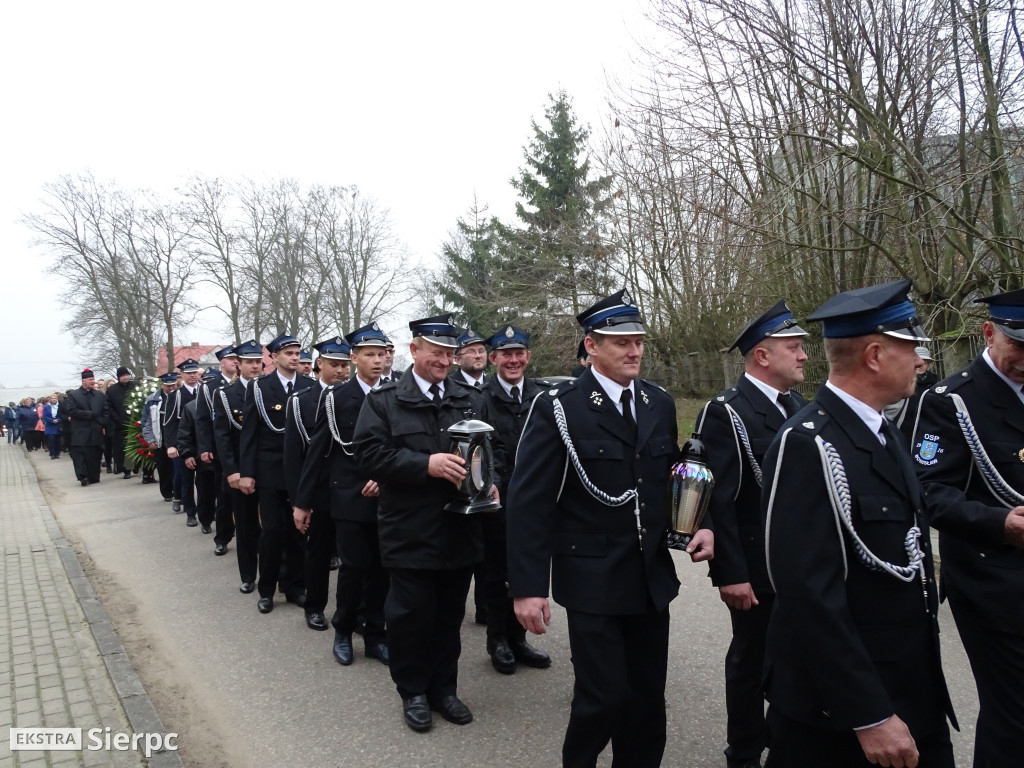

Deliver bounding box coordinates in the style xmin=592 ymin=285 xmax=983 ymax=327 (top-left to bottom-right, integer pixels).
xmin=590 ymin=367 xmax=635 ymax=413
xmin=744 ymin=373 xmax=788 ymax=416
xmin=825 ymin=380 xmax=886 ymax=443
xmin=276 ymin=370 xmax=297 ymax=390
xmin=498 ymin=375 xmax=524 ymax=400
xmin=411 ymin=370 xmax=444 ymax=399
xmin=982 ymin=348 xmax=1024 ymax=403
xmin=460 ymin=369 xmax=485 ymax=386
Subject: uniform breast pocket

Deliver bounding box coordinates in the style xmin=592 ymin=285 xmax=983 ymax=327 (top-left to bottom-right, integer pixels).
xmin=576 ymin=439 xmax=623 ymax=461
xmin=649 ymin=433 xmax=675 ymax=458
xmin=988 ymin=440 xmax=1024 ymax=485
xmin=552 ymin=532 xmax=608 ymax=558
xmin=391 ymin=421 xmax=435 ymax=451
xmin=856 ymin=494 xmax=906 ymax=522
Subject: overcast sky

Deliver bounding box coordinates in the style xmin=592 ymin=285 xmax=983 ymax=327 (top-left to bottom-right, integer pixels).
xmin=0 ymin=1 xmax=652 ymax=387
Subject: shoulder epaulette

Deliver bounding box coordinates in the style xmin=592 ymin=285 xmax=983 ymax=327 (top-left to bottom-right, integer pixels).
xmin=930 ymin=369 xmax=971 ymax=395
xmin=710 ymin=386 xmax=740 ymax=405
xmin=541 ymin=378 xmax=577 ymax=398
xmin=793 ymin=406 xmax=830 ymax=436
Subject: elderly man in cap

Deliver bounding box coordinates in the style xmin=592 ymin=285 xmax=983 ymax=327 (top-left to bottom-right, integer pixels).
xmin=240 ymin=332 xmax=314 ymax=613
xmin=353 ymin=313 xmax=503 ymax=732
xmin=507 ymin=289 xmax=713 ymax=768
xmin=295 ymin=324 xmax=391 ymax=665
xmin=285 ymin=336 xmax=349 ymax=632
xmin=479 ymin=324 xmax=551 ymax=675
xmin=696 ymin=300 xmax=808 ymax=768
xmin=212 ymin=340 xmax=265 ymax=589
xmin=106 ymin=366 xmax=137 ymax=479
xmin=454 ymin=328 xmax=488 ymax=388
xmin=63 ymin=369 xmax=112 ymax=486
xmin=761 ymin=280 xmax=955 ymax=768
xmin=911 ymin=288 xmax=1024 ymax=768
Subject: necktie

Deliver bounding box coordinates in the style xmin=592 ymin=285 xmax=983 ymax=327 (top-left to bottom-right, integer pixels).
xmin=621 ymin=389 xmax=637 ymax=442
xmin=474 ymin=381 xmax=481 ymax=389
xmin=286 ymin=381 xmax=293 ymax=396
xmin=428 ymin=383 xmax=441 ymax=402
xmin=510 ymin=385 xmax=520 ymax=403
xmin=777 ymin=392 xmax=799 ymax=417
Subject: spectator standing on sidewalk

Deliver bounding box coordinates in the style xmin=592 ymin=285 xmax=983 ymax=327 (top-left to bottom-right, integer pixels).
xmin=43 ymin=395 xmax=62 ymax=459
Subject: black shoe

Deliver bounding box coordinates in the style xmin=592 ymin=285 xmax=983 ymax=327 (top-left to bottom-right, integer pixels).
xmin=214 ymin=544 xmax=228 ymax=556
xmin=257 ymin=596 xmax=274 ymax=613
xmin=172 ymin=499 xmax=182 ymax=512
xmin=123 ymin=471 xmax=132 ymax=480
xmin=239 ymin=582 xmax=255 ymax=594
xmin=329 ymin=555 xmax=341 ymax=571
xmin=186 ymin=515 xmax=198 ymax=527
xmin=201 ymin=524 xmax=212 ymax=534
xmin=143 ymin=477 xmax=156 ymax=485
xmin=305 ymin=612 xmax=329 ymax=631
xmin=429 ymin=695 xmax=473 ymax=725
xmin=402 ymin=695 xmax=432 ymax=732
xmin=365 ymin=641 xmax=390 ymax=666
xmin=333 ymin=633 xmax=354 ymax=665
xmin=80 ymin=479 xmax=89 ymax=487
xmin=163 ymin=496 xmax=173 ymax=502
xmin=511 ymin=639 xmax=551 ymax=669
xmin=487 ymin=639 xmax=517 ymax=675
xmin=106 ymin=467 xmax=113 ymax=474
xmin=726 ymin=761 xmax=763 ymax=768
xmin=285 ymin=592 xmax=307 ymax=608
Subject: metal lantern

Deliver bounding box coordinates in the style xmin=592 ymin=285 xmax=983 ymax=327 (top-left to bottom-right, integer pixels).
xmin=445 ymin=419 xmax=502 ymax=515
xmin=667 ymin=433 xmax=715 ymax=547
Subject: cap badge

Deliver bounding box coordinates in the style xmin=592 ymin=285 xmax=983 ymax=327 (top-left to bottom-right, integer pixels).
xmin=622 ymin=289 xmax=632 ymax=305
xmin=335 ymin=337 xmax=342 ymax=344
xmin=372 ymin=322 xmax=379 ymax=331
xmin=505 ymin=326 xmax=514 ymax=338
xmin=589 ymin=391 xmax=604 ymax=406
xmin=447 ymin=316 xmax=454 ymax=325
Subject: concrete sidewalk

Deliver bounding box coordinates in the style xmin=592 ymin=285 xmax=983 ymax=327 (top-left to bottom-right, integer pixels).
xmin=0 ymin=445 xmax=180 ymax=768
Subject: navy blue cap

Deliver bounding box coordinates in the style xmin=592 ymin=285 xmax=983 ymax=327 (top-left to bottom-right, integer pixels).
xmin=313 ymin=336 xmax=351 ymax=361
xmin=267 ymin=332 xmax=300 ymax=354
xmin=298 ymin=348 xmax=313 ymax=362
xmin=456 ymin=328 xmax=486 ymax=351
xmin=234 ymin=339 xmax=264 ymax=359
xmin=409 ymin=314 xmax=459 ymax=348
xmin=487 ymin=325 xmax=530 ymax=350
xmin=576 ymin=289 xmax=645 ymax=335
xmin=159 ymin=372 xmax=178 ymax=384
xmin=807 ymin=279 xmax=930 ymax=341
xmin=345 ymin=322 xmax=390 ymax=348
xmin=178 ymin=358 xmax=201 ymax=372
xmin=730 ymin=300 xmax=808 ymax=355
xmin=214 ymin=345 xmax=237 ymax=361
xmin=201 ymin=370 xmax=221 ymax=384
xmin=976 ymin=288 xmax=1024 ymax=342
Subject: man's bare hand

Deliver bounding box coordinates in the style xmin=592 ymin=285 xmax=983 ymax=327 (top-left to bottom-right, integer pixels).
xmin=855 ymin=715 xmax=919 ymax=768
xmin=226 ymin=473 xmax=241 ymax=489
xmin=515 ymin=597 xmax=551 ymax=636
xmin=238 ymin=477 xmax=256 ymax=495
xmin=1004 ymin=507 xmax=1024 ymax=548
xmin=687 ymin=528 xmax=714 ymax=562
xmin=200 ymin=451 xmax=214 ymax=464
xmin=361 ymin=480 xmax=379 ymax=497
xmin=427 ymin=452 xmax=466 ymax=486
xmin=166 ymin=446 xmax=179 ymax=459
xmin=719 ymin=582 xmax=758 ymax=611
xmin=184 ymin=457 xmax=196 ymax=470
xmin=293 ymin=507 xmax=311 ymax=534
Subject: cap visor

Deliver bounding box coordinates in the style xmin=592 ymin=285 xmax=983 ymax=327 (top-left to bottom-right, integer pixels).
xmin=995 ymin=323 xmax=1024 ymax=342
xmin=770 ymin=324 xmax=809 ymax=338
xmin=353 ymin=339 xmax=389 ymax=347
xmin=884 ymin=327 xmax=931 ymax=343
xmin=493 ymin=342 xmax=528 ymax=350
xmin=419 ymin=335 xmax=459 ymax=348
xmin=592 ymin=322 xmax=646 ymax=335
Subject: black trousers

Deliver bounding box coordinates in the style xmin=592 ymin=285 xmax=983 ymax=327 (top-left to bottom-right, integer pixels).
xmin=386 ymin=566 xmax=472 ymax=701
xmin=213 ymin=469 xmax=234 ymax=547
xmin=154 ymin=447 xmax=174 ymax=500
xmin=47 ymin=434 xmax=61 ymax=459
xmin=111 ymin=425 xmax=127 ymax=473
xmin=724 ymin=594 xmax=773 ymax=764
xmin=563 ymin=603 xmax=670 ymax=768
xmin=256 ymin=487 xmax=305 ymax=600
xmin=195 ymin=469 xmax=216 ymax=527
xmin=302 ymin=508 xmax=335 ymax=615
xmin=333 ymin=519 xmax=388 ymax=644
xmin=482 ymin=515 xmax=525 ymax=645
xmin=764 ymin=707 xmax=953 ymax=768
xmin=70 ymin=445 xmax=102 ymax=483
xmin=948 ymin=589 xmax=1024 ymax=768
xmin=172 ymin=457 xmax=195 ymax=513
xmin=231 ymin=488 xmax=260 ymax=584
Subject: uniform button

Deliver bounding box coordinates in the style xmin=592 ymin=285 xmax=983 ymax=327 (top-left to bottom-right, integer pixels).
xmin=979 ymin=552 xmax=986 ymax=558
xmin=881 ymin=506 xmax=888 ymax=513
xmin=640 ymin=503 xmax=646 ymax=511
xmin=598 ymin=449 xmax=604 ymax=455
xmin=637 ymin=478 xmax=643 ymax=485
xmin=641 ymin=527 xmax=647 ymax=534
xmin=570 ymin=545 xmax=576 ymax=552
xmin=635 ymin=454 xmax=640 ymax=461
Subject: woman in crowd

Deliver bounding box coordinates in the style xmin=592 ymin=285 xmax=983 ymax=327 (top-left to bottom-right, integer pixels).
xmin=17 ymin=398 xmax=41 ymax=451
xmin=42 ymin=394 xmax=62 ymax=459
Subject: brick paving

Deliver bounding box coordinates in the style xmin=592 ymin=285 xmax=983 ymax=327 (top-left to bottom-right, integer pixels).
xmin=0 ymin=445 xmax=179 ymax=768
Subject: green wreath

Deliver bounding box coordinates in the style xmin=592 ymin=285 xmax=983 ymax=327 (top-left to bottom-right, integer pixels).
xmin=123 ymin=379 xmax=160 ymax=472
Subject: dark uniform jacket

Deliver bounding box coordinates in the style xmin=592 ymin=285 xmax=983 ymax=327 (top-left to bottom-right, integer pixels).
xmin=912 ymin=355 xmax=1024 ymax=632
xmin=195 ymin=376 xmax=230 ymax=459
xmin=283 ymin=383 xmax=327 ymax=504
xmin=697 ymin=375 xmax=805 ymax=592
xmin=294 ymin=376 xmax=377 ymax=522
xmin=481 ymin=375 xmax=546 ymax=498
xmin=175 ymin=400 xmax=209 ymax=471
xmin=163 ymin=385 xmax=197 ymax=451
xmin=506 ymin=369 xmax=682 ymax=616
xmin=212 ymin=379 xmax=248 ymax=478
xmin=352 ymin=372 xmax=504 ymax=570
xmin=239 ymin=373 xmax=313 ymax=491
xmin=105 ymin=380 xmax=135 ymax=430
xmin=63 ymin=387 xmax=111 ymax=447
xmin=762 ymin=385 xmax=954 ymax=736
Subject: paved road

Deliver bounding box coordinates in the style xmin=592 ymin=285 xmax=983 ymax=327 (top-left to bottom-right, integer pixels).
xmin=27 ymin=449 xmax=979 ymax=767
